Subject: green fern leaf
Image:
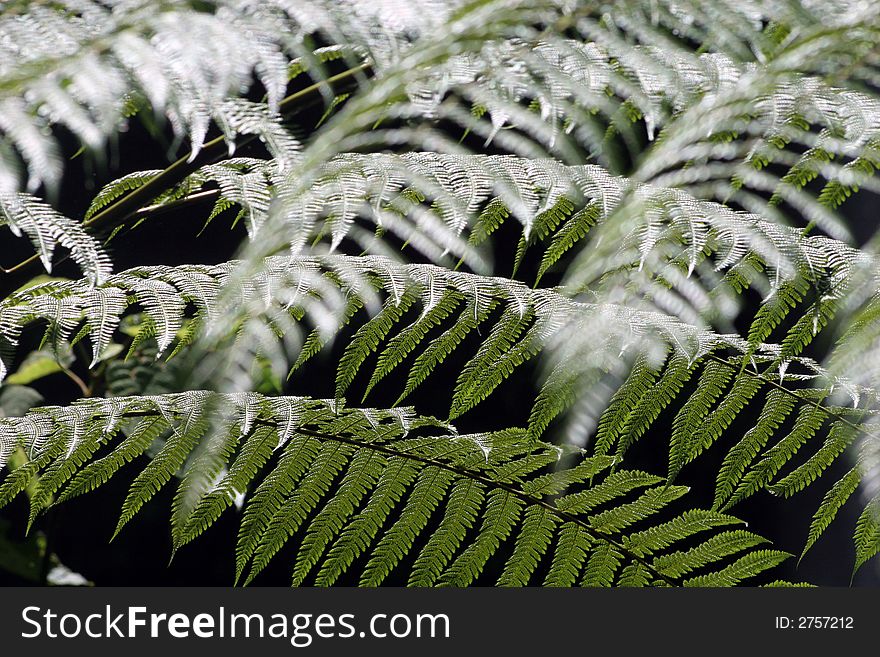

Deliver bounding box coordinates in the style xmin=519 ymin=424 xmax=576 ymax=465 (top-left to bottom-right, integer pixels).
xmin=746 ymin=281 xmax=809 ymax=353
xmin=618 ymin=562 xmax=652 ymax=587
xmin=684 ymin=550 xmax=792 ymax=586
xmin=85 ymin=170 xmax=162 ymax=220
xmin=177 ymin=425 xmax=278 ymax=549
xmin=439 ymin=490 xmax=523 ymax=586
xmin=56 ymin=417 xmax=169 ymax=504
xmin=171 ymin=420 xmax=245 ymax=550
xmin=490 ymin=451 xmax=560 ymax=485
xmin=394 ymin=298 xmax=496 ymax=406
xmin=497 ymin=505 xmax=557 ymax=586
xmin=589 ymin=485 xmax=689 ymax=534
xmin=244 ymin=442 xmax=354 ymax=585
xmin=800 ymin=466 xmax=861 ymax=562
xmin=769 ymin=421 xmax=857 ymax=498
xmin=651 ymin=530 xmax=770 ymax=579
xmin=0 ymin=438 xmax=65 ymax=511
xmin=543 ymin=522 xmax=593 ymax=586
xmin=613 ymin=354 xmax=692 ymax=458
xmin=536 ymin=203 xmax=601 ymax=284
xmin=289 ymin=296 xmax=363 ymax=375
xmin=669 ymin=360 xmax=733 ymax=480
xmin=363 ymin=290 xmax=461 ymax=401
xmin=593 ymin=353 xmax=660 ymax=456
xmin=580 ymin=542 xmax=623 ymax=587
xmin=689 ymin=372 xmax=763 ymax=462
xmin=521 ymin=455 xmax=617 ymax=496
xmin=449 ymin=305 xmax=535 ymax=419
xmin=113 ymin=406 xmax=211 ymax=540
xmin=28 ymin=426 xmax=108 ymax=527
xmin=359 ymin=466 xmax=455 ymax=586
xmin=621 ymin=510 xmax=744 ymax=558
xmin=723 ymin=404 xmax=825 ymax=511
xmin=291 ymin=449 xmax=385 ymax=585
xmin=852 ymin=498 xmax=880 ymax=578
xmin=408 ymin=479 xmax=485 ymax=586
xmin=556 ymin=470 xmax=664 ymax=514
xmin=335 ymin=291 xmax=417 ymax=401
xmin=234 ymin=435 xmax=323 ymax=584
xmin=317 ymin=458 xmax=420 ymax=586
xmin=713 ymin=388 xmax=796 ymax=510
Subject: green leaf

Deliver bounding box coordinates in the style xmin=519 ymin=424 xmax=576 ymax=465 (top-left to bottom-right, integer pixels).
xmin=544 ymin=522 xmax=593 ymax=587
xmin=801 ymin=466 xmax=861 ymax=562
xmin=684 ymin=550 xmax=792 ymax=587
xmin=581 ymin=542 xmax=622 ymax=587
xmin=5 ymin=349 xmax=71 ymax=385
xmin=409 ymin=478 xmax=484 ymax=586
xmin=852 ymin=498 xmax=880 ymax=578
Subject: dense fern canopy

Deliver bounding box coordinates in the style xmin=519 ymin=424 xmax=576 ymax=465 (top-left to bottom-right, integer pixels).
xmin=2 ymin=0 xmax=880 ymax=586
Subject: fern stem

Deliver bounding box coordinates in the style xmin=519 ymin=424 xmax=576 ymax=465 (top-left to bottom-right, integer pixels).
xmin=129 ymin=189 xmax=220 ymax=222
xmin=59 ymin=364 xmax=92 ymax=398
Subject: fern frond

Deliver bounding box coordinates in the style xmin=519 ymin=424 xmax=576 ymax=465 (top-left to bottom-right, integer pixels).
xmin=713 ymin=388 xmax=796 ymax=510
xmin=556 ymin=471 xmax=664 ymax=514
xmin=589 ymin=485 xmax=690 ymax=534
xmin=244 ymin=440 xmax=354 ymax=585
xmin=408 ymin=478 xmax=485 ymax=587
xmin=651 ymin=530 xmax=769 ymax=579
xmin=617 ymin=562 xmax=653 ymax=587
xmin=2 ymin=254 xmax=769 ymax=421
xmin=194 ymin=152 xmax=871 ymax=306
xmin=55 ymin=416 xmax=169 ymax=505
xmin=580 ymin=542 xmax=623 ymax=587
xmin=769 ymin=422 xmax=858 ymax=498
xmin=1 ymin=192 xmax=112 ymax=284
xmin=113 ymin=397 xmax=212 ymax=540
xmin=497 ymin=505 xmax=558 ymax=586
xmin=316 ymin=457 xmax=422 ymax=586
xmin=359 ymin=466 xmax=455 ymax=586
xmin=689 ymin=374 xmax=764 ymax=465
xmin=439 ymin=490 xmax=524 ymax=586
xmin=335 ymin=292 xmax=418 ymax=402
xmin=669 ymin=360 xmax=734 ymax=481
xmin=0 ymin=1 xmax=307 ymax=193
xmin=0 ymin=390 xmax=788 ymax=586
xmin=800 ymin=466 xmax=862 ymax=562
xmin=85 ymin=170 xmax=163 ymax=221
xmin=620 ymin=510 xmax=744 ymax=558
xmin=683 ymin=549 xmax=792 ymax=587
xmin=613 ymin=354 xmax=694 ymax=459
xmin=543 ymin=522 xmax=593 ymax=587
xmin=5 ymin=0 xmax=880 ymax=590
xmin=722 ymin=404 xmax=826 ymax=511
xmin=853 ymin=497 xmax=880 ymax=578
xmin=234 ymin=433 xmax=324 ymax=583
xmin=591 ymin=353 xmax=660 ymax=456
xmin=290 ymin=448 xmax=385 ymax=585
